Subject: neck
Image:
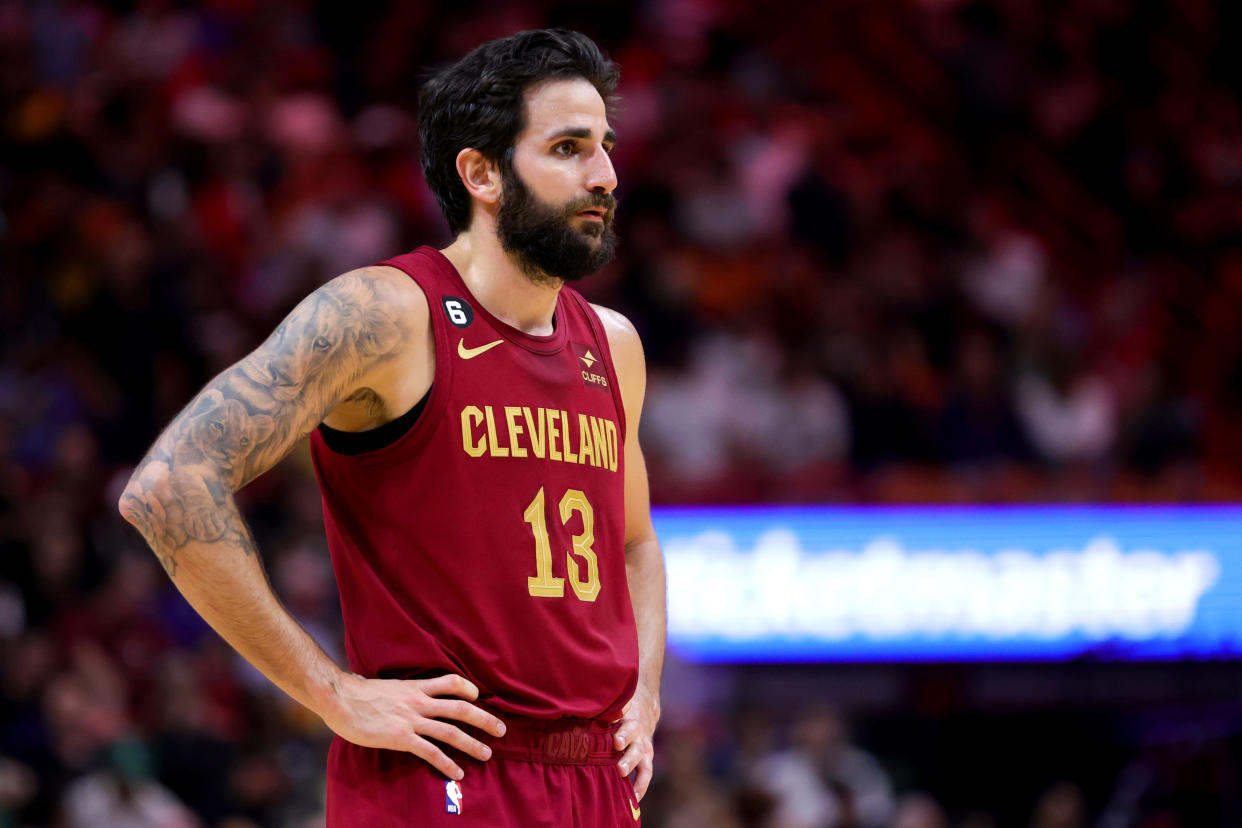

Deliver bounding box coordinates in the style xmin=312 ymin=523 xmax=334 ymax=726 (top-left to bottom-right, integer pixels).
xmin=441 ymin=226 xmax=562 ymax=336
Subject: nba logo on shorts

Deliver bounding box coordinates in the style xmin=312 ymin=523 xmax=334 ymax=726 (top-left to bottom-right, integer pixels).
xmin=445 ymin=779 xmax=463 ymax=815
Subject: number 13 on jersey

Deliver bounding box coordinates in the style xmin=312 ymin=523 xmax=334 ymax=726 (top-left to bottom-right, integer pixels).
xmin=524 ymin=487 xmax=600 ymax=601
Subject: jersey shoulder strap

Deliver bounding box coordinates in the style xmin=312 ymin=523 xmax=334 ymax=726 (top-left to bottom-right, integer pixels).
xmin=562 ymin=287 xmax=628 ymax=442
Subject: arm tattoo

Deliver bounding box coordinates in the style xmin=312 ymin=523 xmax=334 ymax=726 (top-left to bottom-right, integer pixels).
xmin=341 ymin=387 xmax=387 ymax=418
xmin=120 ymin=269 xmax=407 ymax=572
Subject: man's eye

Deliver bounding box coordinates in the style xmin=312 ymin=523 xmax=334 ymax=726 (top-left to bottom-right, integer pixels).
xmin=554 ymin=142 xmax=576 ymax=157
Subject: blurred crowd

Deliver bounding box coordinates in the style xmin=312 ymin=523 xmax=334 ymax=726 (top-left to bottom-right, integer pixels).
xmin=621 ymin=0 xmax=1242 ymax=504
xmin=643 ymin=693 xmax=1242 ymax=828
xmin=3 ymin=0 xmax=1242 ymax=825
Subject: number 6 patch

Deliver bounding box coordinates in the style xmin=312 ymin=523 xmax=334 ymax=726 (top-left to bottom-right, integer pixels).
xmin=442 ymin=296 xmax=474 ymax=328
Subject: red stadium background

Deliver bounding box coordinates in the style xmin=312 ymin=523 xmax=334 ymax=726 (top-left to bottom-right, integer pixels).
xmin=2 ymin=0 xmax=1242 ymax=826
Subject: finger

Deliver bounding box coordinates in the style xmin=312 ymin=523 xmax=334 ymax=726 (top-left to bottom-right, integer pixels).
xmin=408 ymin=734 xmax=464 ymax=781
xmin=622 ymin=699 xmax=633 ymax=715
xmin=416 ymin=674 xmax=479 ymax=701
xmin=634 ymin=754 xmax=654 ymax=801
xmin=613 ymin=721 xmax=637 ymax=751
xmin=616 ymin=741 xmax=645 ymax=776
xmin=428 ymin=698 xmax=507 ymax=738
xmin=419 ymin=720 xmax=494 ymax=763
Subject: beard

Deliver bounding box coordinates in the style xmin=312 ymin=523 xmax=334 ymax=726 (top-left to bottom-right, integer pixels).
xmin=496 ymin=167 xmax=617 ymax=283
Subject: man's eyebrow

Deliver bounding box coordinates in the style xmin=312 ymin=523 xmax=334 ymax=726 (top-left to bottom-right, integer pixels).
xmin=547 ymin=127 xmax=617 ymax=145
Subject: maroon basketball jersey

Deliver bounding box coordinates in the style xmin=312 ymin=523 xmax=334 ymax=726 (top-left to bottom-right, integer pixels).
xmin=309 ymin=247 xmax=639 ymax=721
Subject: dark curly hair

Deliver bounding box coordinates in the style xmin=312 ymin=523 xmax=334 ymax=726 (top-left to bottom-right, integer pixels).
xmin=418 ymin=29 xmax=620 ymax=235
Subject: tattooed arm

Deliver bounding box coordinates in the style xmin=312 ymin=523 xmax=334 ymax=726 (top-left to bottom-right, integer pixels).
xmin=119 ymin=267 xmax=504 ymax=780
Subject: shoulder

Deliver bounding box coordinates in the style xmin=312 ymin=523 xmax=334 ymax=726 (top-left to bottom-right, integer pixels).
xmin=289 ymin=263 xmax=431 ymax=378
xmin=312 ymin=264 xmax=431 ymax=348
xmin=328 ymin=264 xmax=428 ymax=314
xmin=589 ymin=303 xmax=644 ymax=368
xmin=590 ymin=303 xmax=646 ymax=421
xmin=311 ymin=264 xmax=435 ymax=428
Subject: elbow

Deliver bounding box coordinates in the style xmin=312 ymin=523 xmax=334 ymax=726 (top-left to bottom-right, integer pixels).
xmin=117 ymin=463 xmax=170 ymax=544
xmin=117 ymin=485 xmax=146 ymax=528
xmin=118 ymin=484 xmax=155 ymax=543
xmin=625 ymin=533 xmax=663 ymax=565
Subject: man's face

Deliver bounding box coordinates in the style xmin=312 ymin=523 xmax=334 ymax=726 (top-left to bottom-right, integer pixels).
xmin=497 ymin=78 xmax=618 ymax=282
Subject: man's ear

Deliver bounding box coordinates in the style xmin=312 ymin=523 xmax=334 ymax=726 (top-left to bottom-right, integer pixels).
xmin=456 ymin=148 xmax=502 ymax=205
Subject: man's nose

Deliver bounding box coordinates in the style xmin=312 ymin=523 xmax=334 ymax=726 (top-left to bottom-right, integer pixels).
xmin=586 ymin=147 xmax=617 ymax=194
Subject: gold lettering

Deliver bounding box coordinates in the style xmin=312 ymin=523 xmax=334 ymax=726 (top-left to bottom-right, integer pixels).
xmin=504 ymin=406 xmax=527 ymax=458
xmin=591 ymin=417 xmax=608 ymax=469
xmin=484 ymin=406 xmax=508 ymax=458
xmin=604 ymin=419 xmax=619 ymax=471
xmin=582 ymin=370 xmax=608 ymax=388
xmin=548 ymin=408 xmax=563 ymax=462
xmin=461 ymin=406 xmax=486 ymax=457
xmin=523 ymin=407 xmax=546 ymax=458
xmin=577 ymin=414 xmax=596 ymax=468
xmin=464 ymin=404 xmax=619 ymax=472
xmin=560 ymin=410 xmax=578 ymax=464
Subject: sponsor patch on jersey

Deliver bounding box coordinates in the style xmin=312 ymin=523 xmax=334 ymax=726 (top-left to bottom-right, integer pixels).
xmin=445 ymin=779 xmax=463 ymax=815
xmin=442 ymin=296 xmax=474 ymax=328
xmin=573 ymin=343 xmax=610 ymax=392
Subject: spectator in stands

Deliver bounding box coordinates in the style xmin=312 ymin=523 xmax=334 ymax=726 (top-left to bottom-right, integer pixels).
xmin=753 ymin=704 xmax=894 ymax=828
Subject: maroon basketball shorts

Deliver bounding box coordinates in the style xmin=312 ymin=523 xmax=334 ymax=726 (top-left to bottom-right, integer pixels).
xmin=326 ymin=714 xmax=643 ymax=827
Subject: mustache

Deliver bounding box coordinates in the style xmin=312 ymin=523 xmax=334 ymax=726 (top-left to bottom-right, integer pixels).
xmin=564 ymin=193 xmax=617 ymax=216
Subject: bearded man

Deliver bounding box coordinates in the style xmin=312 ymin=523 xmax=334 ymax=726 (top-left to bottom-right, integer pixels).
xmin=120 ymin=29 xmax=664 ymax=827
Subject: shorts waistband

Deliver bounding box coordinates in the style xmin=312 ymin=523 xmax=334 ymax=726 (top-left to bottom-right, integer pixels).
xmin=475 ymin=711 xmax=621 ymax=766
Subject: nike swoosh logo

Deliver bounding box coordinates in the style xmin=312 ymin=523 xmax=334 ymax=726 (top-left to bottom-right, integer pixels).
xmin=457 ymin=338 xmax=504 ymax=360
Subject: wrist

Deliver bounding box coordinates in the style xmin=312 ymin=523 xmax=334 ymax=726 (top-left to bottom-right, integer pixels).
xmin=638 ymin=681 xmax=661 ymax=720
xmin=309 ymin=667 xmax=357 ymax=725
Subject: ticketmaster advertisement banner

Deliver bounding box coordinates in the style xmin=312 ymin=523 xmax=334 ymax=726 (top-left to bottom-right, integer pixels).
xmin=654 ymin=506 xmax=1242 ymax=662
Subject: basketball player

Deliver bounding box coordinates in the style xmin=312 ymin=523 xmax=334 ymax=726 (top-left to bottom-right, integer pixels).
xmin=119 ymin=29 xmax=664 ymax=826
